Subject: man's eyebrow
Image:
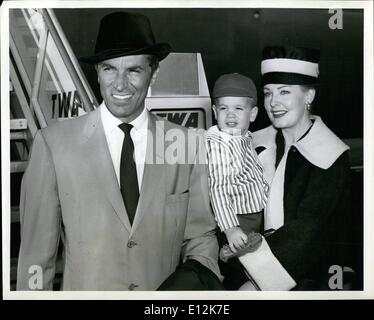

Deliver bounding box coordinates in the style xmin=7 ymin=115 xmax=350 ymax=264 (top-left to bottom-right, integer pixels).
xmin=98 ymin=62 xmax=115 ymax=68
xmin=98 ymin=62 xmax=146 ymax=70
xmin=128 ymin=65 xmax=145 ymax=70
xmin=277 ymin=85 xmax=291 ymax=89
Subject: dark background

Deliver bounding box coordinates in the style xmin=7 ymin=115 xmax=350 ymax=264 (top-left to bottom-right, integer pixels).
xmin=54 ymin=8 xmax=363 ymax=138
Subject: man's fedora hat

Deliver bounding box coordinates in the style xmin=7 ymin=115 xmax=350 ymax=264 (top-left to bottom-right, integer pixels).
xmin=80 ymin=11 xmax=171 ymax=64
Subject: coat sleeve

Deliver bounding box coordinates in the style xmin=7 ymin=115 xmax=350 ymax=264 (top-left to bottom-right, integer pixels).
xmin=266 ymin=151 xmax=351 ymax=282
xmin=17 ymin=130 xmax=62 ymax=290
xmin=180 ymin=136 xmax=223 ymax=281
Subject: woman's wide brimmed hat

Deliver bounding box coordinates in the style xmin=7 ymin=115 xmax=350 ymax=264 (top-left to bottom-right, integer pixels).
xmin=80 ymin=12 xmax=171 ymax=64
xmin=261 ymin=46 xmax=320 ymax=85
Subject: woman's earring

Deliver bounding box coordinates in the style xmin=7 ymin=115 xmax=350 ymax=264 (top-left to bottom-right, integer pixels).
xmin=305 ymin=101 xmax=311 ymax=111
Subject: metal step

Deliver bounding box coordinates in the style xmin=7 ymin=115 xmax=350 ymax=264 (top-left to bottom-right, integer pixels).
xmin=11 ymin=206 xmax=20 ymax=223
xmin=11 ymin=161 xmax=28 ymax=173
xmin=10 ymin=119 xmax=27 ymax=130
xmin=10 ymin=131 xmax=28 ymax=141
xmin=10 ymin=257 xmax=18 ymax=284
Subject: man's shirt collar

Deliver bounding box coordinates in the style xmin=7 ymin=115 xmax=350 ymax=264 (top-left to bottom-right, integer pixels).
xmin=100 ymin=102 xmax=148 ymax=135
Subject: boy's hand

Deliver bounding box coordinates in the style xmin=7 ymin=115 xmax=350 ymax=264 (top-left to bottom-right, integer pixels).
xmin=224 ymin=226 xmax=248 ymax=253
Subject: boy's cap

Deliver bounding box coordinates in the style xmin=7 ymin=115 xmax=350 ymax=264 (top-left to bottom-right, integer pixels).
xmin=212 ymin=73 xmax=257 ymax=104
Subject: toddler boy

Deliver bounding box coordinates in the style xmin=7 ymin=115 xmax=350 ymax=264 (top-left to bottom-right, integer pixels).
xmin=205 ymin=73 xmax=269 ymax=255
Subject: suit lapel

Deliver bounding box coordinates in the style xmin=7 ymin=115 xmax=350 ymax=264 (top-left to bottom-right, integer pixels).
xmin=83 ymin=109 xmax=132 ymax=233
xmin=131 ymin=113 xmax=165 ymax=235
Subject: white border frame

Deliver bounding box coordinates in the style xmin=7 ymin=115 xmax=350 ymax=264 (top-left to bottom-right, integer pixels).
xmin=1 ymin=0 xmax=373 ymax=300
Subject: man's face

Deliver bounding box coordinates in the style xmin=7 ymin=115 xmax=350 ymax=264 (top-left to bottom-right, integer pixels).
xmin=96 ymin=55 xmax=158 ymax=122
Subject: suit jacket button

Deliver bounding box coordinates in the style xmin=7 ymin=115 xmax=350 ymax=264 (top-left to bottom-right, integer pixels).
xmin=127 ymin=240 xmax=137 ymax=248
xmin=128 ymin=283 xmax=138 ymax=290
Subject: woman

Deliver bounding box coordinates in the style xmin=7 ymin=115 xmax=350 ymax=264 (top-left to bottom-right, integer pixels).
xmin=240 ymin=46 xmax=352 ymax=290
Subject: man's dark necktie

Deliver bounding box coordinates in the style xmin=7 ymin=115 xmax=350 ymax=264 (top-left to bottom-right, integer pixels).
xmin=118 ymin=123 xmax=139 ymax=225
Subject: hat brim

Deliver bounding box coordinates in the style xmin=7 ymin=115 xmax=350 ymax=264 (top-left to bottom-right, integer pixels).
xmin=79 ymin=43 xmax=171 ymax=64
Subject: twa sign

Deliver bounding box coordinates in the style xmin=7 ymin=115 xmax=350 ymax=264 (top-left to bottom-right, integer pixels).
xmin=51 ymin=91 xmax=86 ymax=119
xmin=151 ymin=109 xmax=206 ymax=129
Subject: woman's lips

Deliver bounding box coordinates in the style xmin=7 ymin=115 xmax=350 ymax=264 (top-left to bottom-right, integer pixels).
xmin=272 ymin=110 xmax=287 ymax=118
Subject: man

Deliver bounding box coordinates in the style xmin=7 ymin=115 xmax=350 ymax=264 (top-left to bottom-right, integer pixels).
xmin=17 ymin=11 xmax=221 ymax=291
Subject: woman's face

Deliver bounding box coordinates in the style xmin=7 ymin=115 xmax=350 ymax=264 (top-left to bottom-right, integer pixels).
xmin=263 ymin=84 xmax=314 ymax=130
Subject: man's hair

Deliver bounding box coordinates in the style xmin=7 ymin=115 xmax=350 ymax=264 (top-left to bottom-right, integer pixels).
xmin=147 ymin=55 xmax=159 ymax=73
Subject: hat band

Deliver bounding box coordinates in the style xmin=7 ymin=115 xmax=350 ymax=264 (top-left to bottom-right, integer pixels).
xmin=261 ymin=58 xmax=319 ymax=78
xmin=261 ymin=72 xmax=317 ymax=85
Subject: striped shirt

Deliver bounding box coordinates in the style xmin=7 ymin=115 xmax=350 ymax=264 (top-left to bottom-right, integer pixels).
xmin=205 ymin=125 xmax=269 ymax=231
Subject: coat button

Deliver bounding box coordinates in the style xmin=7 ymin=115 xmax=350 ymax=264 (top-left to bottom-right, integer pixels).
xmin=127 ymin=240 xmax=137 ymax=248
xmin=128 ymin=283 xmax=138 ymax=290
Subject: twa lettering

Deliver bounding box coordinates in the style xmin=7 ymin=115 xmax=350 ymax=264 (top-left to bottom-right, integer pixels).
xmin=155 ymin=111 xmax=199 ymax=128
xmin=51 ymin=91 xmax=83 ymax=119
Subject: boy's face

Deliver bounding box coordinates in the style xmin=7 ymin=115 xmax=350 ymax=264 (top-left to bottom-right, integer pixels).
xmin=213 ymin=96 xmax=258 ymax=135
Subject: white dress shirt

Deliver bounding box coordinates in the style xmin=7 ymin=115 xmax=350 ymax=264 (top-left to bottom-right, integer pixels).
xmin=100 ymin=102 xmax=148 ymax=190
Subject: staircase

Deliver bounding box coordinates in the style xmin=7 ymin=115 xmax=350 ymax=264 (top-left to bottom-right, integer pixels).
xmin=9 ymin=8 xmax=98 ymax=290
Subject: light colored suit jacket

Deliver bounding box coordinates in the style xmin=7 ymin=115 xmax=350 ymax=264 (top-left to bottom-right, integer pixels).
xmin=17 ymin=109 xmax=220 ymax=290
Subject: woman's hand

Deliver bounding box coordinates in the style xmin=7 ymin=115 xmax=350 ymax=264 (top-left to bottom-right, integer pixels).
xmin=224 ymin=226 xmax=248 ymax=253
